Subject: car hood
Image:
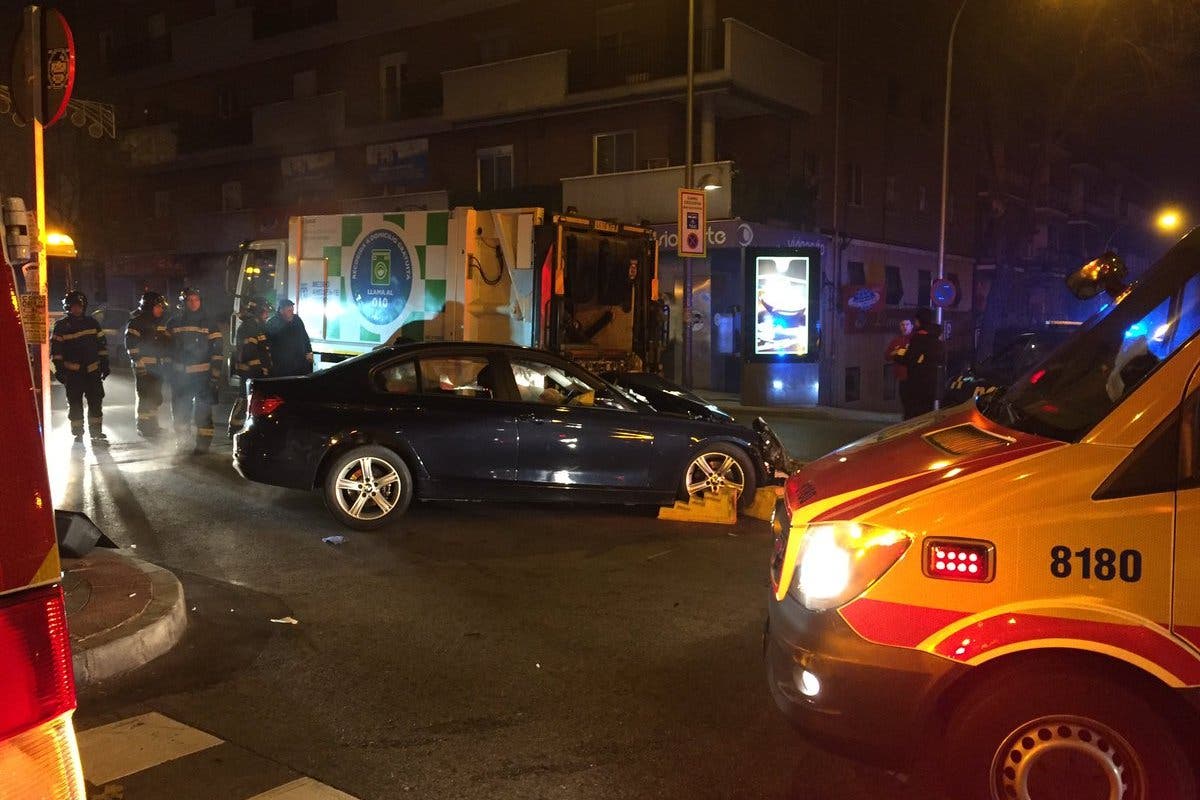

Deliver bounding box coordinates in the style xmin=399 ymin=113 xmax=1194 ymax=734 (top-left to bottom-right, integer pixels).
xmin=783 ymin=404 xmax=1065 ymax=523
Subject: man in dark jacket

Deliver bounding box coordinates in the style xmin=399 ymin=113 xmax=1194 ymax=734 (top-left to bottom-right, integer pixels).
xmin=125 ymin=291 xmax=172 ymax=438
xmin=167 ymin=287 xmax=223 ymax=454
xmin=228 ymin=296 xmax=271 ymax=437
xmin=900 ymin=307 xmax=944 ymax=419
xmin=885 ymin=318 xmax=913 ymax=417
xmin=265 ymin=299 xmax=314 ymax=377
xmin=50 ymin=291 xmax=109 ymax=443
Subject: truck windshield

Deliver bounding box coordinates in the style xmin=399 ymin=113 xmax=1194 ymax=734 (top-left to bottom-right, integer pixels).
xmin=240 ymin=249 xmax=278 ymax=306
xmin=985 ymin=231 xmax=1200 ymax=442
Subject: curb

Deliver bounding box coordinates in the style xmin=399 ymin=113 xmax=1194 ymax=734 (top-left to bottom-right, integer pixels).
xmin=72 ymin=556 xmax=188 ymax=687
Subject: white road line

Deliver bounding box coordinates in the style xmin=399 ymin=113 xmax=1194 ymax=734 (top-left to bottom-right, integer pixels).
xmin=247 ymin=777 xmax=361 ymax=800
xmin=76 ymin=712 xmax=223 ymax=785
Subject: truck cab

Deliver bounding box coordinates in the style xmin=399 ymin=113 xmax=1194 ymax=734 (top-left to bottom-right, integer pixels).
xmin=767 ymin=231 xmax=1200 ymax=798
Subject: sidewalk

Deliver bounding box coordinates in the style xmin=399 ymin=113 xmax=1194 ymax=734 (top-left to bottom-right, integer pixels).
xmin=695 ymin=390 xmax=902 ymax=425
xmin=63 ymin=549 xmax=188 ymax=687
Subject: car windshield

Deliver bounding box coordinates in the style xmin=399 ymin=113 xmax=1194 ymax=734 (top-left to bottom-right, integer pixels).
xmin=985 ymin=231 xmax=1200 ymax=441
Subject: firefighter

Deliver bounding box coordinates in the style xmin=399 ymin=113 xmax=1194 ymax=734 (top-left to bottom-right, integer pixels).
xmin=899 ymin=307 xmax=945 ymax=418
xmin=227 ymin=296 xmax=271 ymax=437
xmin=50 ymin=291 xmax=109 ymax=443
xmin=167 ymin=287 xmax=223 ymax=454
xmin=124 ymin=291 xmax=172 ymax=438
xmin=265 ymin=298 xmax=314 ymax=377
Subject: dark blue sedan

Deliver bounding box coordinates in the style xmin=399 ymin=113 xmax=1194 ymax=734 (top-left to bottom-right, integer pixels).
xmin=234 ymin=342 xmax=782 ymax=529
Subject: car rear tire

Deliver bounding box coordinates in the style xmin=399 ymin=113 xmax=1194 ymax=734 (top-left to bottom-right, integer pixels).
xmin=939 ymin=661 xmax=1195 ymax=800
xmin=679 ymin=443 xmax=757 ymax=511
xmin=323 ymin=445 xmax=413 ymax=530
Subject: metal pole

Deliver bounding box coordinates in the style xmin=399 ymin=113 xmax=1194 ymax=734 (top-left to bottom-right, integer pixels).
xmin=934 ymin=0 xmax=967 ymax=411
xmin=34 ymin=118 xmax=51 ymax=437
xmin=682 ymin=0 xmax=695 ymax=389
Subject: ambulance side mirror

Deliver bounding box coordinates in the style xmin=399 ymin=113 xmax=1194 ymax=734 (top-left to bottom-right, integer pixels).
xmin=1067 ymin=251 xmax=1128 ymax=300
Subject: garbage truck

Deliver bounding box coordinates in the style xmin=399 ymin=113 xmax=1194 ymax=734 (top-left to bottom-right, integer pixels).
xmin=229 ymin=208 xmax=662 ymax=374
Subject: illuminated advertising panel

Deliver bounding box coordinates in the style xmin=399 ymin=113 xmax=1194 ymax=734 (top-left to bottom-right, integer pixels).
xmin=747 ymin=247 xmax=821 ymax=361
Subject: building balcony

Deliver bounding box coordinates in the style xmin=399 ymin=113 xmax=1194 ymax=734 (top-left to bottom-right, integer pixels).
xmin=108 ymin=36 xmax=171 ymax=75
xmin=251 ymin=0 xmax=338 ymax=40
xmin=561 ymin=161 xmax=734 ymax=224
xmin=252 ymin=91 xmax=345 ymax=149
xmin=442 ymin=18 xmax=821 ymax=123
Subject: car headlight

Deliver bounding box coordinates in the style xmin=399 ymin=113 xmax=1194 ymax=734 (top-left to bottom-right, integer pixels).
xmin=793 ymin=522 xmax=912 ymax=611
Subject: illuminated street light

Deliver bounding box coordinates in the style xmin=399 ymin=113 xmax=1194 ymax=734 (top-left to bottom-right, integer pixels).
xmin=1156 ymin=208 xmax=1182 ymax=232
xmin=44 ymin=231 xmax=77 ymax=258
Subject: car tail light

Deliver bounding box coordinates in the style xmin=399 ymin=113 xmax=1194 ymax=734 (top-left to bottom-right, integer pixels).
xmin=0 ymin=585 xmax=85 ymax=800
xmin=249 ymin=394 xmax=284 ymax=417
xmin=924 ymin=538 xmax=995 ymax=582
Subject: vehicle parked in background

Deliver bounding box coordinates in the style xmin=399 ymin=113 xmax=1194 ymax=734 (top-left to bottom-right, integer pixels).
xmin=943 ymin=321 xmax=1079 ymax=406
xmin=234 ymin=342 xmax=785 ymax=529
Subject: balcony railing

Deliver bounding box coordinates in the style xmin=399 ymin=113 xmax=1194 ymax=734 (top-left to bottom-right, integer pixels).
xmin=568 ymin=29 xmax=721 ymax=93
xmin=250 ymin=0 xmax=336 ymax=40
xmin=107 ymin=35 xmax=171 ymax=74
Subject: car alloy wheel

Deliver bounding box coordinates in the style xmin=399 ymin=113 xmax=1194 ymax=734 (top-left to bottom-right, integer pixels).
xmin=333 ymin=456 xmax=403 ymax=521
xmin=991 ymin=715 xmax=1145 ymax=800
xmin=685 ymin=451 xmax=746 ymax=500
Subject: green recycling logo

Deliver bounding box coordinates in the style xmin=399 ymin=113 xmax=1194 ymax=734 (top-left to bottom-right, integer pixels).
xmin=371 ymin=250 xmax=391 ymax=285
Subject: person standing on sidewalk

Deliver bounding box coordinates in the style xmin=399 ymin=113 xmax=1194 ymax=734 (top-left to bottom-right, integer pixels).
xmin=167 ymin=287 xmax=223 ymax=454
xmin=228 ymin=296 xmax=271 ymax=438
xmin=124 ymin=291 xmax=172 ymax=439
xmin=885 ymin=318 xmax=914 ymax=418
xmin=265 ymin=298 xmax=314 ymax=377
xmin=899 ymin=308 xmax=944 ymax=419
xmin=51 ymin=291 xmax=110 ymax=444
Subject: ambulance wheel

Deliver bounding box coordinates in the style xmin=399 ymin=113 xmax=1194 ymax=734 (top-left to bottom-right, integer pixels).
xmin=940 ymin=663 xmax=1195 ymax=800
xmin=323 ymin=446 xmax=413 ymax=530
xmin=679 ymin=443 xmax=757 ymax=511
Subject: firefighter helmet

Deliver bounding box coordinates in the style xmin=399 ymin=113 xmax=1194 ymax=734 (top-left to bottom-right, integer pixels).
xmin=138 ymin=291 xmax=167 ymax=311
xmin=178 ymin=287 xmax=201 ymax=308
xmin=61 ymin=290 xmax=87 ymax=312
xmin=241 ymin=295 xmax=265 ymax=318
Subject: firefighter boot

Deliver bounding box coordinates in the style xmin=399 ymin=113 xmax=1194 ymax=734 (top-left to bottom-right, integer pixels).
xmin=89 ymin=416 xmax=108 ymax=444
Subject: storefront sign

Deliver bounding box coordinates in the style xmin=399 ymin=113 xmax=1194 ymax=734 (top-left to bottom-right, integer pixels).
xmin=842 ymin=284 xmax=884 ymax=312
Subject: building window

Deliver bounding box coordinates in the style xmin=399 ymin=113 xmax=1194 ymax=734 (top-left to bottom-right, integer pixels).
xmin=918 ymin=185 xmax=927 ymax=213
xmin=217 ymin=86 xmax=236 ymax=119
xmin=379 ymin=53 xmax=407 ymax=120
xmin=885 ymin=176 xmax=897 ymax=210
xmin=477 ymin=31 xmax=512 ymax=63
xmin=221 ymin=181 xmax=242 ymax=213
xmin=886 ymin=78 xmax=901 ymax=116
xmin=148 ymin=12 xmax=167 ymax=39
xmin=918 ymin=269 xmax=931 ymax=307
xmin=293 ymin=70 xmax=317 ymax=99
xmin=594 ymin=130 xmax=635 ymax=174
xmin=847 ymin=162 xmax=864 ymax=207
xmin=477 ymin=145 xmax=514 ymax=193
xmin=846 ymin=261 xmax=866 ymax=286
xmin=596 ymin=3 xmax=637 ymax=63
xmin=154 ymin=190 xmax=170 ymax=220
xmin=885 ymin=265 xmax=904 ymax=305
xmin=844 ymin=366 xmax=861 ymax=403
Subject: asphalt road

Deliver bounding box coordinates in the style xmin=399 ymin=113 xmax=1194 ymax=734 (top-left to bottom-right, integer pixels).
xmin=53 ymin=373 xmax=922 ymax=800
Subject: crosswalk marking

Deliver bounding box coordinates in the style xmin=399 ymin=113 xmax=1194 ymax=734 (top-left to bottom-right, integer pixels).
xmin=77 ymin=711 xmax=223 ymax=785
xmin=247 ymin=777 xmax=360 ymax=800
xmin=76 ymin=713 xmax=362 ymax=799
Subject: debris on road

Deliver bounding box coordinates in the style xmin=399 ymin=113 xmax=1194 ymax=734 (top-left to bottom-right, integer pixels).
xmin=270 ymin=616 xmax=300 ymax=625
xmin=645 ymin=549 xmax=675 ymax=561
xmin=322 ymin=535 xmax=347 ymax=545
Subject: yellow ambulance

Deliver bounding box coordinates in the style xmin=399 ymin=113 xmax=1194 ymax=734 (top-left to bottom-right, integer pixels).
xmin=767 ymin=233 xmax=1200 ymax=799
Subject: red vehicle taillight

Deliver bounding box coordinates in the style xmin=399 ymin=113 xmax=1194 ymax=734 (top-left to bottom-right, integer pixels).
xmin=0 ymin=584 xmax=85 ymax=800
xmin=924 ymin=538 xmax=995 ymax=583
xmin=249 ymin=394 xmax=284 ymax=418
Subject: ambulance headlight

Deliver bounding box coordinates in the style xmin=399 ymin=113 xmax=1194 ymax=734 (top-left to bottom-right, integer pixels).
xmin=795 ymin=523 xmax=912 ymax=611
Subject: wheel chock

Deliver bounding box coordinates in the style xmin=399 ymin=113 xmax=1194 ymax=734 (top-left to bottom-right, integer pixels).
xmin=657 ymin=488 xmax=738 ymax=525
xmin=743 ymin=486 xmax=782 ymax=522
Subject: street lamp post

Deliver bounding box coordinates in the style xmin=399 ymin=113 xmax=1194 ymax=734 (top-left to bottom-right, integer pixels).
xmin=934 ymin=0 xmax=969 ymax=411
xmin=682 ymin=0 xmax=696 ymax=389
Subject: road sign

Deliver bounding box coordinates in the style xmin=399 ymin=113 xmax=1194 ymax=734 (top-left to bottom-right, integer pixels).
xmin=931 ymin=277 xmax=958 ymax=308
xmin=677 ymin=188 xmax=707 ymax=258
xmin=19 ymin=293 xmax=47 ymax=343
xmin=9 ymin=6 xmax=76 ymax=128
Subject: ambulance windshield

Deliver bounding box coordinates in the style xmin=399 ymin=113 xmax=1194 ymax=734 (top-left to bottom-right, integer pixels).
xmin=987 ymin=230 xmax=1200 ymax=442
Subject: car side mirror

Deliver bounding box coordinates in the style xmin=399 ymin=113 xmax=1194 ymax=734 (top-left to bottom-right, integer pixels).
xmin=1067 ymin=251 xmax=1129 ymax=300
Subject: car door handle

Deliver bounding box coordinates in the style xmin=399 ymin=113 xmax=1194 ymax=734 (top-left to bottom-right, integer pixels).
xmin=514 ymin=412 xmax=546 ymax=424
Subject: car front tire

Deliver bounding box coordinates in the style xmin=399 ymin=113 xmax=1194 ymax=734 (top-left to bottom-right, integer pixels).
xmin=679 ymin=442 xmax=757 ymax=511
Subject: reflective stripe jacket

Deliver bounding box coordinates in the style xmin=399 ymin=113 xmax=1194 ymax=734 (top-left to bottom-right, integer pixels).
xmin=167 ymin=310 xmax=223 ymax=379
xmin=234 ymin=316 xmax=270 ymax=379
xmin=124 ymin=310 xmax=172 ymax=376
xmin=50 ymin=314 xmax=108 ymax=377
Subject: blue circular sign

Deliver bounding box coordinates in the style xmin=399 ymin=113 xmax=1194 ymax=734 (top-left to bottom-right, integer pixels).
xmin=350 ymin=228 xmax=414 ymax=327
xmin=931 ymin=277 xmax=958 ymax=309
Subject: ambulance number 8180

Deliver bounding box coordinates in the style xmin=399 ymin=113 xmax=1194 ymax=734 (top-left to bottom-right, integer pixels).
xmin=1050 ymin=545 xmax=1142 ymax=582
